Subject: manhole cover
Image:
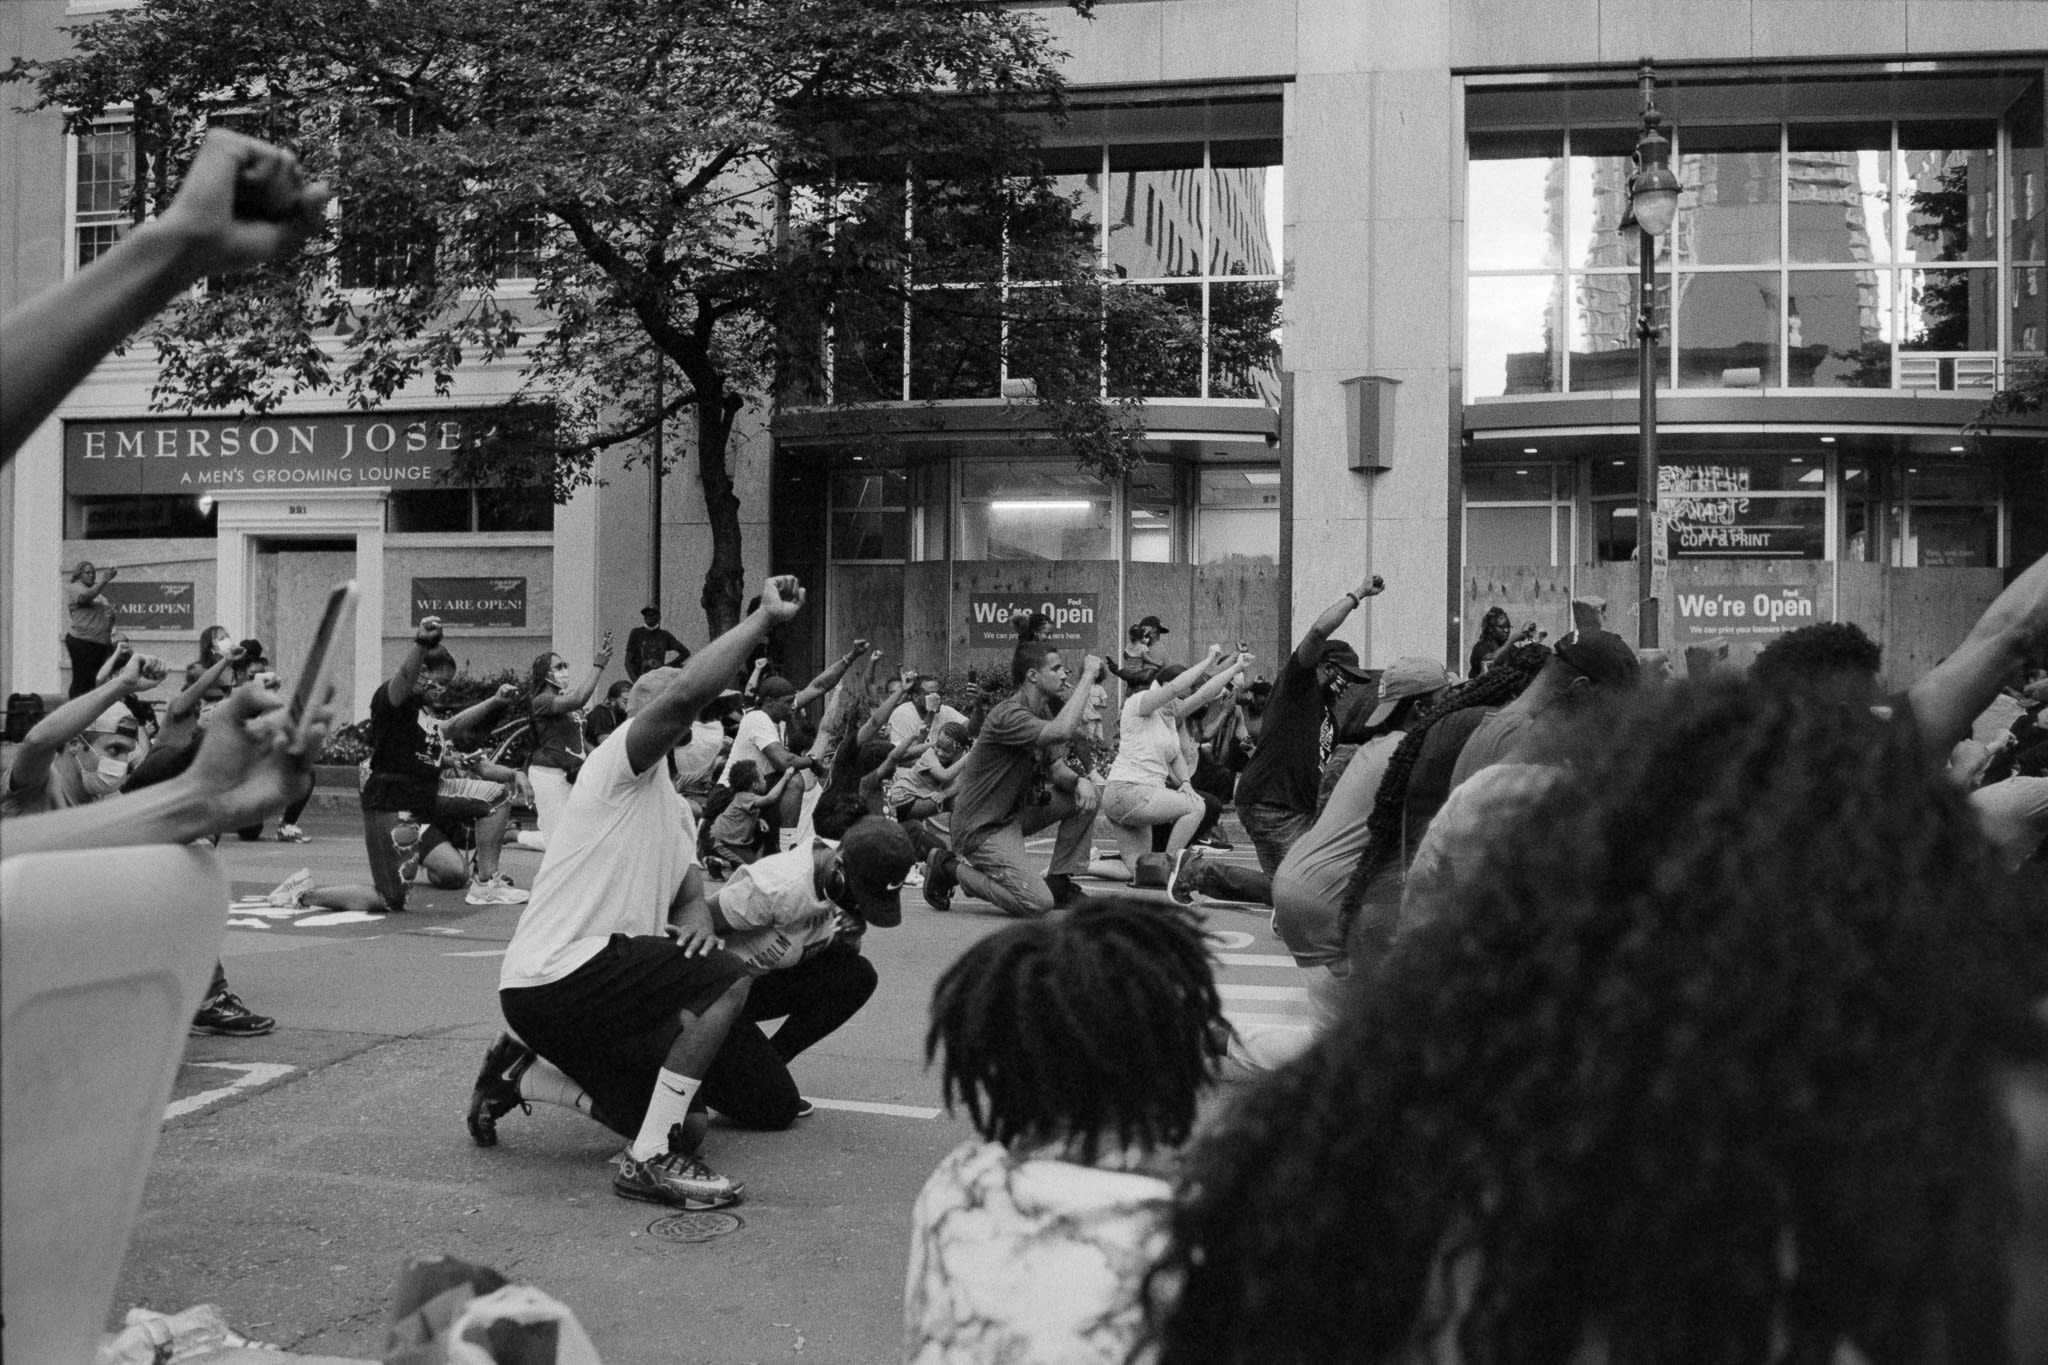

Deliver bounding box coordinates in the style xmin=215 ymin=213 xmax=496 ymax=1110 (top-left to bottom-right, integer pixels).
xmin=647 ymin=1211 xmax=743 ymax=1243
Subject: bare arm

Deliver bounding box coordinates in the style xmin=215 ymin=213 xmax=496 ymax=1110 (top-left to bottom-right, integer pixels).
xmin=536 ymin=637 xmax=615 ymax=715
xmin=9 ymin=656 xmax=166 ymax=793
xmin=794 ymin=639 xmax=866 ymax=710
xmin=1135 ymin=646 xmax=1223 ymax=717
xmin=626 ymin=577 xmax=804 ymax=776
xmin=444 ymin=684 xmax=520 ymax=746
xmin=1 ymin=132 xmax=329 ymax=463
xmin=386 ymin=619 xmax=442 ymax=708
xmin=1907 ymin=554 xmax=2048 ymax=753
xmin=1036 ymin=656 xmax=1105 ymax=749
xmin=858 ymin=682 xmax=912 ymax=748
xmin=1177 ymin=653 xmax=1253 ymax=719
xmin=166 ymin=652 xmax=239 ymax=724
xmin=1293 ymin=574 xmax=1385 ymax=669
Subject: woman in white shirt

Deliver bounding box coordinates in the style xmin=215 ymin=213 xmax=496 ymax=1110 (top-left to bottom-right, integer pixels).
xmin=1098 ymin=647 xmax=1252 ymax=867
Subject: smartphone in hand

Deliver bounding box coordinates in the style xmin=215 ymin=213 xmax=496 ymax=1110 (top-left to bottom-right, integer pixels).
xmin=291 ymin=581 xmax=359 ymax=745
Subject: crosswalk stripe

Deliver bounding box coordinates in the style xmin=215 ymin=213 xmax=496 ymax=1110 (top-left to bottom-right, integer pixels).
xmin=807 ymin=1098 xmax=942 ymax=1120
xmin=1214 ymin=952 xmax=1300 ymax=969
xmin=1218 ymin=983 xmax=1306 ymax=1002
xmin=1226 ymin=1010 xmax=1312 ymax=1031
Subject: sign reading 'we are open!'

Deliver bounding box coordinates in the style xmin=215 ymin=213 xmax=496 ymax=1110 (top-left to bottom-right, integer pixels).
xmin=412 ymin=578 xmax=528 ymax=629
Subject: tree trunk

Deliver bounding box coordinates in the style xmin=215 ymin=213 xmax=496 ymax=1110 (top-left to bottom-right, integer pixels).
xmin=695 ymin=384 xmax=746 ymax=639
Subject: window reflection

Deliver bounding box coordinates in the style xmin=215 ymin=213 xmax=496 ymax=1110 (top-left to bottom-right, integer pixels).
xmin=1469 ymin=133 xmax=1563 ymax=270
xmin=1197 ymin=467 xmax=1279 ymax=567
xmin=1901 ymin=268 xmax=1996 ymax=352
xmin=1569 ymin=128 xmax=1663 ymax=269
xmin=1677 ymin=270 xmax=1780 ymax=388
xmin=1789 ymin=269 xmax=1893 ymax=387
xmin=1899 ymin=122 xmax=1997 ymax=265
xmin=1209 ymin=147 xmax=1282 ymax=277
xmin=910 ymin=287 xmax=1001 ymax=399
xmin=1468 ymin=275 xmax=1563 ymax=397
xmin=1208 ymin=279 xmax=1282 ymax=401
xmin=1789 ymin=125 xmax=1892 ymax=264
xmin=1107 ymin=144 xmax=1205 ymax=279
xmin=1570 ymin=273 xmax=1666 ymax=391
xmin=1107 ymin=283 xmax=1203 ymax=398
xmin=1674 ymin=126 xmax=1780 ymax=266
xmin=958 ymin=462 xmax=1113 ymax=561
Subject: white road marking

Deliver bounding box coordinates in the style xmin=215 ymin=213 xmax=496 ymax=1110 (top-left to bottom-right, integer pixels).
xmin=165 ymin=1062 xmax=297 ymax=1120
xmin=225 ymin=918 xmax=271 ymax=930
xmin=294 ymin=910 xmax=386 ymax=927
xmin=1224 ymin=1010 xmax=1310 ymax=1031
xmin=1203 ymin=930 xmax=1256 ymax=950
xmin=807 ymin=1098 xmax=942 ymax=1121
xmin=1218 ymin=983 xmax=1306 ymax=1002
xmin=443 ymin=949 xmax=508 ymax=958
xmin=1215 ymin=952 xmax=1300 ymax=969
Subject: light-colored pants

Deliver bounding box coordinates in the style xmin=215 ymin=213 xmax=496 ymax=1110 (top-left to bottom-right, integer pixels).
xmin=1099 ymin=780 xmax=1206 ymax=864
xmin=523 ymin=765 xmax=575 ymax=850
xmin=953 ymin=787 xmax=1100 ymax=919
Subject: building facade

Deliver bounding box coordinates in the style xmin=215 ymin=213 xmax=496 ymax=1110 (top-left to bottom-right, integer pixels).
xmin=4 ymin=0 xmax=2044 ymax=703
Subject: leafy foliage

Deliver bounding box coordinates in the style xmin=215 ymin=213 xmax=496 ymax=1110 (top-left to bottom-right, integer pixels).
xmin=3 ymin=0 xmax=1222 ymax=635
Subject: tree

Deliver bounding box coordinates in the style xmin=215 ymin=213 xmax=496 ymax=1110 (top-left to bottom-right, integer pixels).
xmin=5 ymin=0 xmax=1257 ymax=634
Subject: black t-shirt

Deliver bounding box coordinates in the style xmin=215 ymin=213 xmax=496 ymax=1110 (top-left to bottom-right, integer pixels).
xmin=1398 ymin=707 xmax=1490 ymax=865
xmin=625 ymin=627 xmax=688 ymax=679
xmin=361 ymin=685 xmax=446 ymax=812
xmin=1234 ymin=653 xmax=1325 ymax=816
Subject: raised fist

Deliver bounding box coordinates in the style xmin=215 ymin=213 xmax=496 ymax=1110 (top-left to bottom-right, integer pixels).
xmin=495 ymin=683 xmax=522 ymax=703
xmin=760 ymin=576 xmax=804 ymax=623
xmin=415 ymin=617 xmax=444 ymax=648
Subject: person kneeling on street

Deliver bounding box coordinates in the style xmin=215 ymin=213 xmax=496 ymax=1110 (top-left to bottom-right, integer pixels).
xmin=358 ymin=616 xmax=531 ymax=911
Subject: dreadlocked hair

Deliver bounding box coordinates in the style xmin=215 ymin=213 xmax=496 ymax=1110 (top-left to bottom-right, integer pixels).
xmin=925 ymin=898 xmax=1231 ymax=1166
xmin=1336 ymin=640 xmax=1549 ymax=924
xmin=1144 ymin=682 xmax=2046 ymax=1365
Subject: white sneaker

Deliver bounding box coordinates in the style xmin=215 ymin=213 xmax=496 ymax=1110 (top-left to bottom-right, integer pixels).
xmin=902 ymin=865 xmax=925 ymax=889
xmin=466 ymin=878 xmax=530 ymax=906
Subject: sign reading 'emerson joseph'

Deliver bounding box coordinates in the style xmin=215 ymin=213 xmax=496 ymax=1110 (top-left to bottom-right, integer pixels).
xmin=61 ymin=411 xmax=525 ymax=496
xmin=412 ymin=578 xmax=528 ymax=629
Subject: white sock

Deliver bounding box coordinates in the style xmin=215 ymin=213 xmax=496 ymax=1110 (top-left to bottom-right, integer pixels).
xmin=519 ymin=1061 xmax=594 ymax=1115
xmin=630 ymin=1067 xmax=701 ymax=1161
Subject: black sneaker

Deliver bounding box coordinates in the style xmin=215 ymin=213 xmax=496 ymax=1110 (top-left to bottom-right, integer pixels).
xmin=921 ymin=849 xmax=957 ymax=912
xmin=1192 ymin=832 xmax=1233 ymax=851
xmin=613 ymin=1124 xmax=742 ymax=1209
xmin=794 ymin=1097 xmax=816 ymax=1119
xmin=466 ymin=1033 xmax=536 ymax=1148
xmin=1045 ymin=873 xmax=1081 ymax=909
xmin=191 ymin=990 xmax=276 ymax=1037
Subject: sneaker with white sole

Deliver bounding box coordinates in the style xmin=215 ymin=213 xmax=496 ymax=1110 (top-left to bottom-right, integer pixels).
xmin=1167 ymin=848 xmax=1203 ymax=906
xmin=191 ymin=990 xmax=276 ymax=1037
xmin=275 ymin=823 xmax=312 ymax=843
xmin=613 ymin=1125 xmax=742 ymax=1209
xmin=465 ymin=877 xmax=529 ymax=906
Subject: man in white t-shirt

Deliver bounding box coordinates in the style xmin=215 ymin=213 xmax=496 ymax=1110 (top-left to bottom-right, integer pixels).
xmin=888 ymin=676 xmax=968 ymax=749
xmin=684 ymin=816 xmax=917 ymax=1128
xmin=463 ymin=577 xmax=805 ymax=1212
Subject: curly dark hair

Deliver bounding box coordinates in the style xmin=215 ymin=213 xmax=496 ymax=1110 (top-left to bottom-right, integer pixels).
xmin=1752 ymin=621 xmax=1883 ymax=688
xmin=926 ymin=898 xmax=1231 ymax=1165
xmin=1146 ymin=683 xmax=2047 ymax=1365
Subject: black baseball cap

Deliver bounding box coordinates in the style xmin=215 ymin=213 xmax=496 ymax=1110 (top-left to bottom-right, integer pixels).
xmin=835 ymin=817 xmax=917 ymax=928
xmin=1552 ymin=629 xmax=1642 ymax=690
xmin=1317 ymin=640 xmax=1374 ymax=682
xmin=1134 ymin=615 xmax=1171 ymax=634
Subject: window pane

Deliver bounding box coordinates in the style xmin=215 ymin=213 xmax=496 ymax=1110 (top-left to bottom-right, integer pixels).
xmin=911 ymin=461 xmax=949 ymax=562
xmin=1659 ymin=453 xmax=1828 ymax=496
xmin=1569 ymin=128 xmax=1664 ymax=269
xmin=1466 ymin=506 xmax=1554 ymax=565
xmin=959 ymin=501 xmax=1113 ymax=560
xmin=1911 ymin=461 xmax=1998 ymax=502
xmin=2010 ymin=82 xmax=2044 ymax=259
xmin=1198 ymin=466 xmax=1282 ymax=507
xmin=75 ymin=223 xmax=130 ymax=269
xmin=1788 ymin=125 xmax=1892 ymax=264
xmin=833 ymin=292 xmax=906 ymax=402
xmin=909 ymin=286 xmax=1001 ymax=399
xmin=1901 ymin=268 xmax=1996 ymax=353
xmin=1667 ymin=494 xmax=1825 ymax=559
xmin=1197 ymin=508 xmax=1278 ymax=565
xmin=1570 ymin=273 xmax=1667 ymax=391
xmin=476 ymin=486 xmax=554 ymax=532
xmin=1676 ymin=269 xmax=1780 ymax=388
xmin=1209 ymin=150 xmax=1280 ymax=277
xmin=1590 ymin=456 xmax=1637 ymax=498
xmin=1594 ymin=503 xmax=1640 ymax=562
xmin=1909 ymin=505 xmax=1999 ymax=567
xmin=76 ymin=127 xmax=133 ymax=216
xmin=1468 ymin=134 xmax=1564 ymax=270
xmin=961 ymin=462 xmax=1110 ymax=500
xmin=388 ymin=489 xmax=472 ymax=532
xmin=912 ymin=178 xmax=1006 ymax=286
xmin=73 ymin=496 xmax=218 ymax=541
xmin=1129 ymin=465 xmax=1176 ymax=564
xmin=1898 ymin=123 xmax=1997 ymax=265
xmin=1464 ymin=465 xmax=1554 ymax=502
xmin=1010 ymin=171 xmax=1102 ymax=282
xmin=1675 ymin=126 xmax=1780 ymax=265
xmin=1106 ymin=283 xmax=1202 ymax=398
xmin=1208 ymin=279 xmax=1282 ymax=401
xmin=1788 ymin=269 xmax=1893 ymax=387
xmin=831 ymin=508 xmax=907 ymax=561
xmin=1106 ymin=144 xmax=1204 ymax=279
xmin=1467 ymin=274 xmax=1563 ymax=397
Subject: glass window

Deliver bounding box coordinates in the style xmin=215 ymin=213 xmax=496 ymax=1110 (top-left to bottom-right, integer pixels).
xmin=1568 ymin=127 xmax=1658 ymax=269
xmin=1570 ymin=273 xmax=1666 ymax=391
xmin=1788 ymin=124 xmax=1893 ymax=265
xmin=1464 ymin=462 xmax=1568 ymax=566
xmin=1898 ymin=462 xmax=2001 ymax=567
xmin=834 ymin=292 xmax=907 ymax=403
xmin=74 ymin=122 xmax=134 ymax=270
xmin=70 ymin=495 xmax=218 ymax=540
xmin=1900 ymin=267 xmax=1997 ymax=352
xmin=1208 ymin=279 xmax=1281 ymax=400
xmin=1107 ymin=144 xmax=1205 ymax=280
xmin=1674 ymin=125 xmax=1781 ymax=266
xmin=958 ymin=462 xmax=1113 ymax=561
xmin=1465 ymin=465 xmax=1556 ymax=501
xmin=831 ymin=467 xmax=908 ymax=561
xmin=910 ymin=461 xmax=949 ymax=562
xmin=476 ymin=486 xmax=554 ymax=532
xmin=1467 ymin=506 xmax=1556 ymax=565
xmin=1128 ymin=465 xmax=1176 ymax=564
xmin=1676 ymin=269 xmax=1780 ymax=388
xmin=1658 ymin=456 xmax=1827 ymax=559
xmin=1196 ymin=467 xmax=1279 ymax=566
xmin=1898 ymin=122 xmax=1997 ymax=266
xmin=1209 ymin=143 xmax=1282 ymax=277
xmin=1788 ymin=269 xmax=1893 ymax=387
xmin=909 ymin=286 xmax=1001 ymax=399
xmin=1106 ymin=283 xmax=1203 ymax=399
xmin=1469 ymin=132 xmax=1564 ymax=271
xmin=388 ymin=489 xmax=473 ymax=532
xmin=1468 ymin=275 xmax=1564 ymax=397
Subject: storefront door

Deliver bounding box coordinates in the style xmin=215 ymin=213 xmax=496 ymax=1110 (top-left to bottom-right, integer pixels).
xmin=254 ymin=540 xmax=358 ymax=719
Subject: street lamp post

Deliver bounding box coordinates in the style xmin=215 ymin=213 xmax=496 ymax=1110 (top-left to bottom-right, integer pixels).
xmin=1627 ymin=60 xmax=1680 ymax=648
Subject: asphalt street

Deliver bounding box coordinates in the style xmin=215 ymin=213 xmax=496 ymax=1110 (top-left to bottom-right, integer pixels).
xmin=119 ymin=800 xmax=1313 ymax=1363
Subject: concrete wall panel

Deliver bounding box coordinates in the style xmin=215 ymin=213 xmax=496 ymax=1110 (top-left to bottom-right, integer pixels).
xmin=1451 ymin=0 xmax=1601 ymax=69
xmin=1904 ymin=0 xmax=2048 ymax=53
xmin=1597 ymin=0 xmax=1755 ymax=64
xmin=1159 ymin=0 xmax=1297 ymax=79
xmin=1753 ymin=0 xmax=1907 ymax=57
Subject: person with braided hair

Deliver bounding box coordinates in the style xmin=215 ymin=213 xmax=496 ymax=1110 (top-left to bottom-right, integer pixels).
xmin=1322 ymin=640 xmax=1551 ymax=974
xmin=1142 ymin=683 xmax=2048 ymax=1365
xmin=906 ymin=898 xmax=1230 ymax=1365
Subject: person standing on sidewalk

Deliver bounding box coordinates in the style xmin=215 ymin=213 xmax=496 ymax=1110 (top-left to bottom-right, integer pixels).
xmin=921 ymin=642 xmax=1104 ymax=917
xmin=63 ymin=561 xmax=119 ymax=698
xmin=1170 ymin=573 xmax=1384 ymax=906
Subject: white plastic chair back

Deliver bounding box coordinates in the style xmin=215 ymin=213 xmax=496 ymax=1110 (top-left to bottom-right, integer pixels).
xmin=2 ymin=845 xmax=227 ymax=1365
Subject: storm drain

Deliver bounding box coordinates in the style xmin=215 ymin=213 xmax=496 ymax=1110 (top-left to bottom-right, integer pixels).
xmin=646 ymin=1211 xmax=743 ymax=1243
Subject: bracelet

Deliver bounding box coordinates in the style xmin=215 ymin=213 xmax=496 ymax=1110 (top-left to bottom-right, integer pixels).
xmin=1344 ymin=591 xmax=1360 ymax=608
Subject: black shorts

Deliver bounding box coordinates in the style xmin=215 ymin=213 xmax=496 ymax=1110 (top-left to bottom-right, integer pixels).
xmin=500 ymin=934 xmax=748 ymax=1130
